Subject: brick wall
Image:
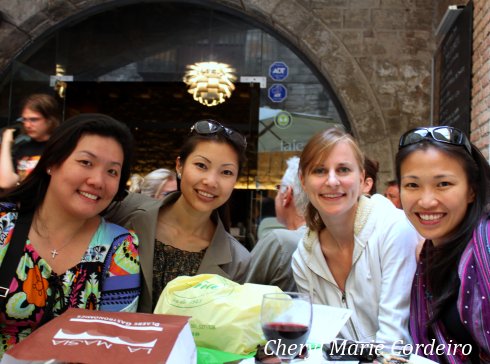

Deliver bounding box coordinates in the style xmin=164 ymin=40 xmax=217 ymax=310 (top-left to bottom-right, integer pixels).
xmin=471 ymin=0 xmax=490 ymax=159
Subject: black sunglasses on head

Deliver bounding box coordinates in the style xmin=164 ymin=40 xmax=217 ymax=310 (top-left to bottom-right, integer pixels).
xmin=189 ymin=119 xmax=247 ymax=149
xmin=399 ymin=126 xmax=472 ymax=155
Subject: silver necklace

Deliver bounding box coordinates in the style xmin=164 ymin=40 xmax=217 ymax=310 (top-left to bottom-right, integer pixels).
xmin=50 ymin=239 xmax=74 ymax=259
xmin=34 ymin=213 xmax=85 ymax=260
xmin=47 ymin=226 xmax=84 ymax=259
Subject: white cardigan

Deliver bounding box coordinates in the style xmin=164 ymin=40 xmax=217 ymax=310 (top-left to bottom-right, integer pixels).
xmin=292 ymin=194 xmax=420 ymax=344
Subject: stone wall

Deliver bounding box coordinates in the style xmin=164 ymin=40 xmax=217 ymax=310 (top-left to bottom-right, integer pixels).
xmin=303 ymin=0 xmax=435 ymax=181
xmin=0 ymin=0 xmax=486 ymax=185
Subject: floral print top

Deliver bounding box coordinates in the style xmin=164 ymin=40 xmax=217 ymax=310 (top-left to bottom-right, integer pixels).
xmin=0 ymin=203 xmax=141 ymax=358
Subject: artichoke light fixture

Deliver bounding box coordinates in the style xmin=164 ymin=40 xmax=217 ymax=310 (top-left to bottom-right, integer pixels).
xmin=183 ymin=61 xmax=236 ymax=107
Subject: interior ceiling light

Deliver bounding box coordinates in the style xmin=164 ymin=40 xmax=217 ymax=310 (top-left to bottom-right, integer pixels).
xmin=183 ymin=61 xmax=236 ymax=107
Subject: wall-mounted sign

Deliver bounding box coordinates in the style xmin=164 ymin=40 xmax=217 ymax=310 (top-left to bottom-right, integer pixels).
xmin=268 ymin=84 xmax=287 ymax=103
xmin=269 ymin=61 xmax=289 ymax=81
xmin=274 ymin=111 xmax=293 ymax=129
xmin=433 ymin=3 xmax=472 ymax=135
xmin=240 ymin=76 xmax=267 ymax=88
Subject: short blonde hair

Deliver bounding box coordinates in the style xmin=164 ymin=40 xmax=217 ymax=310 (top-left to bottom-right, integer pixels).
xmin=299 ymin=127 xmax=365 ymax=231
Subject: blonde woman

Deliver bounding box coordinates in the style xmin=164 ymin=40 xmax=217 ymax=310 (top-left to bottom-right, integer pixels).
xmin=292 ymin=128 xmax=420 ymax=344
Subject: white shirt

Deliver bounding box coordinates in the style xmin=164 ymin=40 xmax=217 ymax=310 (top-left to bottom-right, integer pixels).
xmin=292 ymin=194 xmax=420 ymax=344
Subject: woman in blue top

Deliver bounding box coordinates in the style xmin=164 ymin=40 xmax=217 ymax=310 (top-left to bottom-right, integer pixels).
xmin=0 ymin=113 xmax=140 ymax=358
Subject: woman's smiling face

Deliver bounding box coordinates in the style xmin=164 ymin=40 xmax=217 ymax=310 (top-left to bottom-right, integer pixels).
xmin=46 ymin=134 xmax=123 ymax=219
xmin=399 ymin=146 xmax=475 ymax=246
xmin=177 ymin=140 xmax=239 ymax=214
xmin=301 ymin=141 xmax=364 ymax=222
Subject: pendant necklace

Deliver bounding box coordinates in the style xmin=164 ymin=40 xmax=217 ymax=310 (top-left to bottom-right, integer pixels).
xmin=48 ymin=227 xmax=83 ymax=259
xmin=51 ymin=242 xmax=69 ymax=260
xmin=50 ymin=239 xmax=73 ymax=259
xmin=34 ymin=212 xmax=86 ymax=260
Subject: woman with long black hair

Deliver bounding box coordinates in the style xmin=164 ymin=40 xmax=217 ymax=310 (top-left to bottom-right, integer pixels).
xmin=396 ymin=126 xmax=490 ymax=363
xmin=106 ymin=119 xmax=250 ymax=313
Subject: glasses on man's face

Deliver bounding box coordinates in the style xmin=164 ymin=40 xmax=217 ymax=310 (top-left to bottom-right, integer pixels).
xmin=17 ymin=116 xmax=42 ymax=124
xmin=158 ymin=191 xmax=174 ymax=199
xmin=190 ymin=119 xmax=247 ymax=149
xmin=399 ymin=126 xmax=472 ymax=155
xmin=275 ymin=184 xmax=287 ymax=193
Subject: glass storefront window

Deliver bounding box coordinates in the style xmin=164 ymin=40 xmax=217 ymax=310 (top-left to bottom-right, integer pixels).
xmin=0 ymin=2 xmax=348 ymax=245
xmin=0 ymin=2 xmax=346 ymax=188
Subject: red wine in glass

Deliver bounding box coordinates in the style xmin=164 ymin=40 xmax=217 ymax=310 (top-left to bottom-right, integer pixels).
xmin=262 ymin=322 xmax=310 ymax=359
xmin=261 ymin=292 xmax=312 ymax=363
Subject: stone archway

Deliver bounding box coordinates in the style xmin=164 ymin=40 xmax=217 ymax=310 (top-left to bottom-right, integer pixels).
xmin=0 ymin=0 xmax=400 ymax=179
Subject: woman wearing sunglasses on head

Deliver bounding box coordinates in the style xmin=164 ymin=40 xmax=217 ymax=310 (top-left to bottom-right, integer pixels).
xmin=0 ymin=94 xmax=60 ymax=190
xmin=106 ymin=119 xmax=251 ymax=313
xmin=292 ymin=128 xmax=420 ymax=345
xmin=396 ymin=126 xmax=490 ymax=363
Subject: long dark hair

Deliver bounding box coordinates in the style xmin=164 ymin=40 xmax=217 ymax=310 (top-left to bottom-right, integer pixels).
xmin=395 ymin=139 xmax=490 ymax=320
xmin=177 ymin=127 xmax=247 ymax=231
xmin=1 ymin=113 xmax=134 ymax=212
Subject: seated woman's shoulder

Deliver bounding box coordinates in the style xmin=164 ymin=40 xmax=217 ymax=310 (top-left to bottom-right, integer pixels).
xmin=0 ymin=203 xmax=18 ymax=239
xmin=105 ymin=192 xmax=162 ymax=221
xmin=0 ymin=202 xmax=19 ymax=222
xmin=0 ymin=201 xmax=16 ymax=213
xmin=370 ymin=194 xmax=405 ymax=219
xmin=101 ymin=216 xmax=133 ymax=235
xmin=124 ymin=191 xmax=161 ymax=206
xmin=228 ymin=233 xmax=251 ymax=257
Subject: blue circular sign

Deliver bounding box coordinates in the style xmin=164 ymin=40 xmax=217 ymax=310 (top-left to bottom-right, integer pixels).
xmin=268 ymin=84 xmax=288 ymax=103
xmin=269 ymin=61 xmax=289 ymax=81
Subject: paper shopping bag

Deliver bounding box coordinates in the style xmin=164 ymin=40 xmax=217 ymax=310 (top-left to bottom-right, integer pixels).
xmin=1 ymin=308 xmax=196 ymax=364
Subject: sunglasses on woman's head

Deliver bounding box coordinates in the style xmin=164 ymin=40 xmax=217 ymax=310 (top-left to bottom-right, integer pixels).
xmin=189 ymin=119 xmax=247 ymax=149
xmin=399 ymin=126 xmax=472 ymax=155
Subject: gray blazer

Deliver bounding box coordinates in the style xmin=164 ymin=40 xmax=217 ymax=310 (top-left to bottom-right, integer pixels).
xmin=105 ymin=192 xmax=251 ymax=313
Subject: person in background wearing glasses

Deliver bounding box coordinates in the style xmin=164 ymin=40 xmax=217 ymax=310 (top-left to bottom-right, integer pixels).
xmin=105 ymin=119 xmax=251 ymax=313
xmin=0 ymin=114 xmax=140 ymax=359
xmin=396 ymin=126 xmax=490 ymax=363
xmin=292 ymin=128 xmax=420 ymax=344
xmin=129 ymin=168 xmax=178 ymax=199
xmin=246 ymin=156 xmax=307 ymax=292
xmin=0 ymin=94 xmax=60 ymax=190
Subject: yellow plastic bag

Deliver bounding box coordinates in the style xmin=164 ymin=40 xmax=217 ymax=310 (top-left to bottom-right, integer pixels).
xmin=154 ymin=274 xmax=283 ymax=355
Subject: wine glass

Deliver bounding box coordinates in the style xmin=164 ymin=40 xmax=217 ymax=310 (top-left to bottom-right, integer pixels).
xmin=261 ymin=292 xmax=312 ymax=363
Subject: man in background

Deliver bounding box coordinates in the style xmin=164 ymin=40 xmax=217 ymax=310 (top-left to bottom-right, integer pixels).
xmin=246 ymin=156 xmax=306 ymax=291
xmin=363 ymin=156 xmax=379 ymax=196
xmin=256 ymin=196 xmax=285 ymax=241
xmin=384 ymin=180 xmax=402 ymax=208
xmin=0 ymin=94 xmax=60 ymax=189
